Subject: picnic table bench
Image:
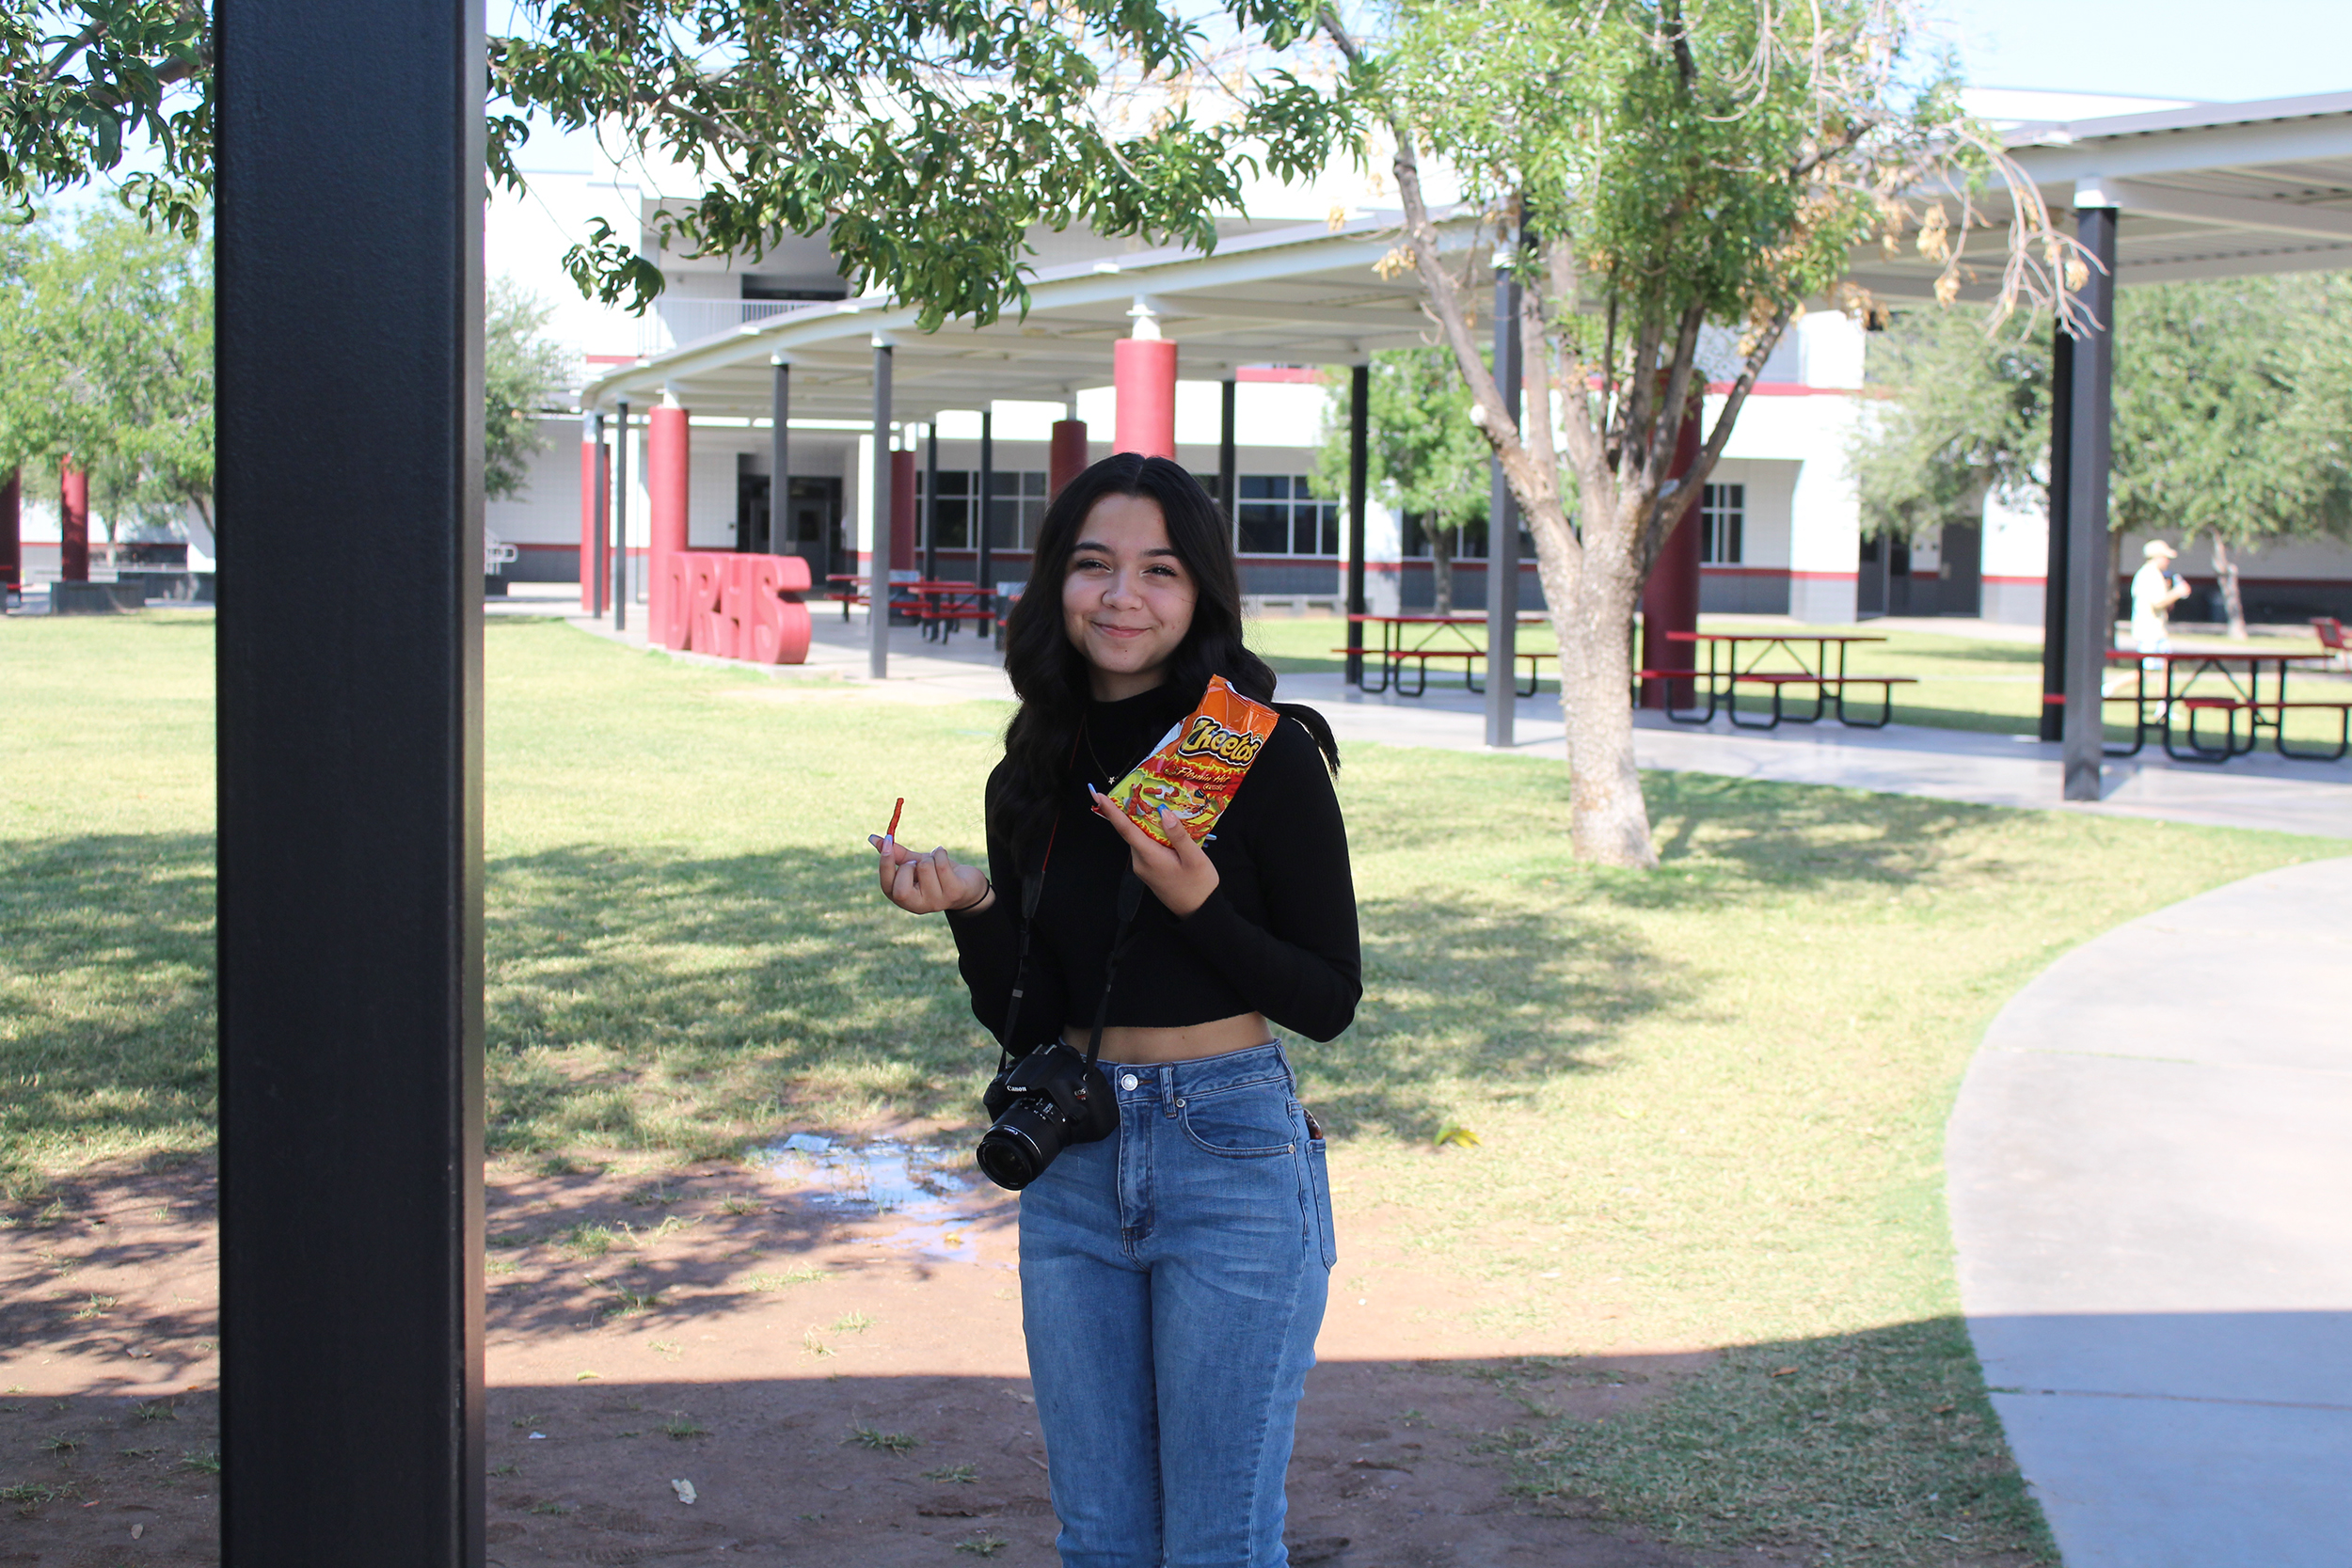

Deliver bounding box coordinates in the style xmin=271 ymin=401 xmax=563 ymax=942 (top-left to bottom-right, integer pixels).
xmin=2103 ymin=648 xmax=2350 ymax=763
xmin=1641 ymin=632 xmax=1917 ymax=729
xmin=1340 ymin=613 xmax=1553 ymax=696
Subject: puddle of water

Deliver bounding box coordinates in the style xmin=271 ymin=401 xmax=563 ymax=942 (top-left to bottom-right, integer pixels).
xmin=861 ymin=1220 xmax=987 ymax=1264
xmin=755 ymin=1137 xmax=974 ymax=1219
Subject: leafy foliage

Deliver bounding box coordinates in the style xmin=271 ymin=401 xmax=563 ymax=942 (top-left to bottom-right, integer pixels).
xmin=1854 ymin=277 xmax=2352 ymax=549
xmin=0 ymin=206 xmax=211 ymax=538
xmin=1327 ymin=0 xmax=2080 ymax=866
xmin=1851 ymin=307 xmax=2051 ymax=539
xmin=487 ymin=0 xmax=1358 ymax=326
xmin=485 ymin=277 xmax=573 ymax=502
xmin=4 ymin=3 xmax=1355 ymax=341
xmin=1314 ymin=347 xmax=1491 ymax=610
xmin=0 ymin=2 xmax=210 ymax=237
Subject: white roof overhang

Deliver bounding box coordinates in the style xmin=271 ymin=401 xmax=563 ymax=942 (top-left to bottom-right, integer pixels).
xmin=586 ymin=90 xmax=2352 ymax=417
xmin=1847 ymin=90 xmax=2352 ymax=304
xmin=581 ymin=213 xmax=1482 ymax=421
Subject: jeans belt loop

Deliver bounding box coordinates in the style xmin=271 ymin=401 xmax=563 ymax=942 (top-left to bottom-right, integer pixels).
xmin=1161 ymin=1063 xmax=1179 ymax=1117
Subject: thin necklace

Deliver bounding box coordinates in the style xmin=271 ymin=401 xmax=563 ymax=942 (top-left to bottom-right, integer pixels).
xmin=1081 ymin=717 xmax=1157 ymax=790
xmin=1082 ymin=720 xmax=1117 ymax=788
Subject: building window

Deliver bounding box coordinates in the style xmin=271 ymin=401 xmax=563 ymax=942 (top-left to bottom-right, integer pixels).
xmin=915 ymin=470 xmax=1050 ymax=554
xmin=1235 ymin=474 xmax=1342 ymax=557
xmin=1699 ymin=483 xmax=1743 ymax=564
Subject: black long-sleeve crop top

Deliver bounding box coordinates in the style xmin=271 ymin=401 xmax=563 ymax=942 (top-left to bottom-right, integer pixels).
xmin=946 ymin=682 xmax=1361 ymax=1051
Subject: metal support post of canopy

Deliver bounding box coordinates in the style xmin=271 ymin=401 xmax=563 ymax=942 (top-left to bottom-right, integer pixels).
xmin=612 ymin=400 xmax=630 ymax=631
xmin=2040 ymin=327 xmax=2074 ymax=744
xmin=870 ymin=341 xmax=894 ymax=678
xmin=216 ymin=0 xmax=487 ymax=1557
xmin=771 ymin=359 xmax=790 ymax=557
xmin=977 ymin=409 xmax=995 ymax=634
xmin=924 ymin=421 xmax=940 ymax=584
xmin=1486 ymin=268 xmax=1523 ymax=750
xmin=2060 ymin=203 xmax=2120 ymax=801
xmin=1345 ymin=366 xmax=1369 ymax=688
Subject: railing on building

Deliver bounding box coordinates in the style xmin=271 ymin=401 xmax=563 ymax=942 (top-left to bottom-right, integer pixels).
xmin=637 ymin=297 xmax=822 ymax=357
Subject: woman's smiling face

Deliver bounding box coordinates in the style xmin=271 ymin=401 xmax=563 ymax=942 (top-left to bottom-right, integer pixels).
xmin=1061 ymin=492 xmax=1198 ymax=702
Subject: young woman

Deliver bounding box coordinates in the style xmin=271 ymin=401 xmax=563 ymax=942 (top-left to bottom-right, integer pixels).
xmin=870 ymin=452 xmax=1359 ymax=1567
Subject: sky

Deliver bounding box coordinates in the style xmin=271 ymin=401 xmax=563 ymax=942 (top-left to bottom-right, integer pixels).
xmin=1934 ymin=0 xmax=2352 ymax=105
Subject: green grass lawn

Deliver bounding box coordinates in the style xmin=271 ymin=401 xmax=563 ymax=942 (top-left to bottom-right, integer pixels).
xmin=1245 ymin=610 xmax=2351 ymax=750
xmin=4 ymin=610 xmax=2337 ymax=1564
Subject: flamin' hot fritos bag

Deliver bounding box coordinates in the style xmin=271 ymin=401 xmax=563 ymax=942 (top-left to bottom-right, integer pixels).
xmin=1106 ymin=675 xmax=1280 ymax=848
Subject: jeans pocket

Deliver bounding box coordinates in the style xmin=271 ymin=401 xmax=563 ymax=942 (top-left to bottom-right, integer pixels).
xmin=1307 ymin=1136 xmax=1338 ymax=1270
xmin=1176 ymin=1081 xmax=1296 ymax=1159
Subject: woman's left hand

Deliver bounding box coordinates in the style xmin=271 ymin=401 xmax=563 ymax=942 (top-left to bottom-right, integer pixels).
xmin=1089 ymin=787 xmax=1219 ymax=917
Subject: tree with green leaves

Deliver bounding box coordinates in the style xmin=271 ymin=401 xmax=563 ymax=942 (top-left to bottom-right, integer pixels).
xmin=1315 ymin=346 xmax=1489 ymax=611
xmin=0 ymin=206 xmax=211 ymax=543
xmin=8 ymin=2 xmax=1354 ymax=333
xmin=1322 ymin=0 xmax=2080 ymax=866
xmin=0 ymin=3 xmax=210 ymax=237
xmin=487 ymin=0 xmax=1356 ymax=325
xmin=484 ymin=277 xmax=572 ymax=502
xmin=1854 ymin=275 xmax=2352 ymax=637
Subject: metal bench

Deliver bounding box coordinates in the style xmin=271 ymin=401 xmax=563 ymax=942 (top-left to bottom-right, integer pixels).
xmin=1333 ymin=644 xmax=1555 ymax=697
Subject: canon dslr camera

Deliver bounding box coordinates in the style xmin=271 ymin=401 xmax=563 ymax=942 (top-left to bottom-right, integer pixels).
xmin=976 ymin=1041 xmax=1119 ymax=1190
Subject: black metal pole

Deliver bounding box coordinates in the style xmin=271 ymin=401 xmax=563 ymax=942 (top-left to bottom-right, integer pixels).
xmin=1486 ymin=261 xmax=1523 ymax=749
xmin=977 ymin=408 xmax=994 ymax=636
xmin=612 ymin=401 xmax=630 ymax=633
xmin=2040 ymin=325 xmax=2074 ymax=743
xmin=216 ymin=0 xmax=485 ymax=1560
xmin=870 ymin=341 xmax=894 ymax=678
xmin=924 ymin=420 xmax=940 ymax=584
xmin=2061 ymin=206 xmax=2119 ymax=800
xmin=1218 ymin=376 xmax=1238 ymax=520
xmin=595 ymin=422 xmax=610 ymax=614
xmin=1345 ymin=364 xmax=1369 ymax=687
xmin=770 ymin=358 xmax=789 ymax=557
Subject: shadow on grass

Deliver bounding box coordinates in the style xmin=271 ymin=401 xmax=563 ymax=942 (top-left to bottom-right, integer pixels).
xmin=1315 ymin=892 xmax=1680 ymax=1140
xmin=480 ymin=843 xmax=1004 ymax=1157
xmin=0 ymin=833 xmax=216 ymax=1191
xmin=1489 ymin=1314 xmax=2056 ymax=1565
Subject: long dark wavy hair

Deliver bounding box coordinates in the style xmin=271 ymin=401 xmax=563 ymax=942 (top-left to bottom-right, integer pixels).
xmin=993 ymin=452 xmax=1339 ymax=855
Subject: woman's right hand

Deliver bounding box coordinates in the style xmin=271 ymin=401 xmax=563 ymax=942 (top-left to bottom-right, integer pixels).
xmin=871 ymin=835 xmax=993 ymax=916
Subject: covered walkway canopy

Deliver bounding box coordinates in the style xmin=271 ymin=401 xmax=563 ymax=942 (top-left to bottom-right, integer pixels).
xmin=584 ymin=90 xmax=2352 ymax=798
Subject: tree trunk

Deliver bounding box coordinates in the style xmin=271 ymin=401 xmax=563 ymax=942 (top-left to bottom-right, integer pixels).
xmin=1432 ymin=525 xmax=1454 ymax=615
xmin=1549 ymin=487 xmax=1656 ymax=867
xmin=2213 ymin=537 xmax=2248 ymax=641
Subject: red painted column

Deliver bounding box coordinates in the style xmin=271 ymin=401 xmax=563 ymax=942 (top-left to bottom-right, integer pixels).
xmin=0 ymin=467 xmax=20 ymax=594
xmin=890 ymin=449 xmax=917 ymax=572
xmin=1638 ymin=401 xmax=1704 ymax=709
xmin=59 ymin=456 xmax=89 ymax=582
xmin=1113 ymin=338 xmax=1179 ymax=459
xmin=579 ymin=417 xmax=600 ymax=611
xmin=1049 ymin=420 xmax=1089 ymax=499
xmin=647 ymin=401 xmax=690 ymax=643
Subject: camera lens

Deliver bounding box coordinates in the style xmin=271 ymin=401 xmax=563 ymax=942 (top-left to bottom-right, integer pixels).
xmin=977 ymin=1101 xmax=1068 ymax=1191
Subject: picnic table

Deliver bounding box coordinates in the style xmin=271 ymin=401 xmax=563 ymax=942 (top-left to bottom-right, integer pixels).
xmin=2101 ymin=648 xmax=2349 ymax=762
xmin=904 ymin=580 xmax=994 ymax=642
xmin=1341 ymin=613 xmax=1553 ymax=696
xmin=824 ymin=572 xmax=922 ymax=623
xmin=1645 ymin=630 xmax=1915 ymax=729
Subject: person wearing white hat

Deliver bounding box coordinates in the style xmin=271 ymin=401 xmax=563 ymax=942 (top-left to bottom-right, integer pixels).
xmin=2126 ymin=543 xmax=2192 ymax=709
xmin=2130 ymin=540 xmax=2192 ymax=661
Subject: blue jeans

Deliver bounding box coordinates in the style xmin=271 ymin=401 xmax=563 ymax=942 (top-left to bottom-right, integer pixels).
xmin=1019 ymin=1040 xmax=1336 ymax=1568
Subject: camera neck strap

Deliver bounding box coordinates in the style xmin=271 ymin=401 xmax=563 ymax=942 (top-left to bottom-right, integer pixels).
xmin=1078 ymin=875 xmax=1147 ymax=1071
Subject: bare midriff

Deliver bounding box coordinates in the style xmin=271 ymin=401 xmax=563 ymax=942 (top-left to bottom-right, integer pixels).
xmin=1073 ymin=1012 xmax=1272 ymax=1064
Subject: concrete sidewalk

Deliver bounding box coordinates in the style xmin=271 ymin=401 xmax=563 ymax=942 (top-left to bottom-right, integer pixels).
xmin=542 ymin=601 xmax=2352 ymax=840
xmin=1946 ymin=857 xmax=2352 ymax=1567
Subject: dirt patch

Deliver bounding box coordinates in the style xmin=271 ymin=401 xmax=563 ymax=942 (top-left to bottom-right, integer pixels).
xmin=2 ymin=1153 xmax=1749 ymax=1567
